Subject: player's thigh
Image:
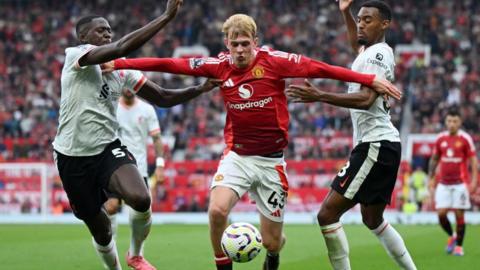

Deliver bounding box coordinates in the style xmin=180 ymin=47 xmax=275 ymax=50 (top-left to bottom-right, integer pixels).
xmin=435 ymin=183 xmax=453 ymax=210
xmin=451 ymin=184 xmax=471 ymax=209
xmin=318 ymin=189 xmax=356 ymax=225
xmin=210 ymin=151 xmax=252 ymax=213
xmin=360 ymin=203 xmax=387 ymax=229
xmin=208 ymin=186 xmax=240 ymax=216
xmin=100 ymin=140 xmax=147 ymax=202
xmin=250 ymin=161 xmax=288 ymax=223
xmin=54 ymin=151 xmax=105 ymax=220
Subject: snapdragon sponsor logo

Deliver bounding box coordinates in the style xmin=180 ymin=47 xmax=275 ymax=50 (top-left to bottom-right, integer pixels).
xmin=228 ymin=97 xmax=273 ymax=110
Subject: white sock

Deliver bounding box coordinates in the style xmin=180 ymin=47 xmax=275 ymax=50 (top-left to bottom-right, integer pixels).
xmin=321 ymin=222 xmax=351 ymax=270
xmin=92 ymin=237 xmax=121 ymax=270
xmin=372 ymin=220 xmax=417 ymax=270
xmin=109 ymin=213 xmax=118 ymax=239
xmin=129 ymin=208 xmax=152 ymax=257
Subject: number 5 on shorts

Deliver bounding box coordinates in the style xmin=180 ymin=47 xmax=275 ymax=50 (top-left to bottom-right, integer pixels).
xmin=112 ymin=148 xmax=126 ymax=158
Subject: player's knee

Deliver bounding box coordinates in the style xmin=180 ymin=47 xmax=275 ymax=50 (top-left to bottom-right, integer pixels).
xmin=362 ymin=215 xmax=382 ymax=230
xmin=317 ymin=207 xmax=336 ymax=226
xmin=128 ymin=193 xmax=151 ymax=212
xmin=262 ymin=235 xmax=283 ymax=252
xmin=208 ymin=204 xmax=229 ymax=223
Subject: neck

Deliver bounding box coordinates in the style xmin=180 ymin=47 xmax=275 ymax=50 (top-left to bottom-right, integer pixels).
xmin=122 ymin=96 xmax=135 ymax=107
xmin=366 ymin=35 xmax=385 ymax=48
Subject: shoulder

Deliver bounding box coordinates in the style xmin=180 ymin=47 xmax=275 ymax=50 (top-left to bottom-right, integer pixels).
xmin=435 ymin=131 xmax=449 ymax=142
xmin=258 ymin=46 xmax=303 ymax=63
xmin=458 ymin=130 xmax=475 ymax=145
xmin=363 ymin=43 xmax=394 ymax=62
xmin=65 ymin=44 xmax=96 ymax=57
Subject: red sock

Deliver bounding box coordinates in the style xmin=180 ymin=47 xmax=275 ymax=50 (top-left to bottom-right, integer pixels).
xmin=215 ymin=253 xmax=232 ymax=270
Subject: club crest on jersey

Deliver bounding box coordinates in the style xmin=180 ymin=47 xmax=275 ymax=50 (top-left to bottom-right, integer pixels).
xmin=455 ymin=140 xmax=463 ymax=148
xmin=376 ymin=53 xmax=383 ymax=61
xmin=214 ymin=174 xmax=224 ymax=182
xmin=238 ymin=84 xmax=254 ymax=99
xmin=252 ymin=66 xmax=264 ymax=78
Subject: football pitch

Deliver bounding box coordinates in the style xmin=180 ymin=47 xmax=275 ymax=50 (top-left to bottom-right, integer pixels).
xmin=1 ymin=224 xmax=478 ymax=269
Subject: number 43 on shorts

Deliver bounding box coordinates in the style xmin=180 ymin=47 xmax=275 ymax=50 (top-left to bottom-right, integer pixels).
xmin=268 ymin=191 xmax=287 ymax=209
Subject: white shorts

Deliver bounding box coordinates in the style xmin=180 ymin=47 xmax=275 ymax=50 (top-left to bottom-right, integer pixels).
xmin=434 ymin=183 xmax=471 ymax=210
xmin=211 ymin=151 xmax=289 ymax=222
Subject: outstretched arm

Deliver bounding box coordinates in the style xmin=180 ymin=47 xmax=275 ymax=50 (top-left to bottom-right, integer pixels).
xmin=110 ymin=57 xmax=216 ymax=77
xmin=136 ymin=78 xmax=222 ymax=107
xmin=286 ymin=79 xmax=378 ymax=110
xmin=337 ymin=0 xmax=360 ymax=53
xmin=79 ymin=0 xmax=182 ymax=67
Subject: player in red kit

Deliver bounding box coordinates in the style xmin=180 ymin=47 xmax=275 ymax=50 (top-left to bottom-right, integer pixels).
xmin=103 ymin=14 xmax=401 ymax=270
xmin=428 ymin=109 xmax=478 ymax=256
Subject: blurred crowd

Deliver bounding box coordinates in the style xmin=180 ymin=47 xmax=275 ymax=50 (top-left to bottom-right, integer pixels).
xmin=0 ymin=0 xmax=479 ymax=161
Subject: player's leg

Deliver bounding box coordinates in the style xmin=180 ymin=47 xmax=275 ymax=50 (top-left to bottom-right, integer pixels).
xmin=104 ymin=197 xmax=121 ymax=238
xmin=208 ymin=186 xmax=240 ymax=270
xmin=361 ymin=203 xmax=416 ymax=270
xmin=453 ymin=209 xmax=465 ymax=256
xmin=108 ymin=164 xmax=154 ymax=268
xmin=317 ymin=189 xmax=355 ymax=270
xmin=259 ymin=214 xmax=285 ymax=270
xmin=54 ymin=151 xmax=120 ymax=269
xmin=209 ymin=151 xmax=251 ymax=270
xmin=434 ymin=183 xmax=456 ymax=253
xmin=103 ymin=141 xmax=154 ymax=269
xmin=451 ymin=183 xmax=470 ymax=256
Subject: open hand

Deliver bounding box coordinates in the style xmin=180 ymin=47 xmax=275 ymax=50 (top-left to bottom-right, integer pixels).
xmin=285 ymin=79 xmax=323 ymax=103
xmin=371 ymin=76 xmax=402 ymax=100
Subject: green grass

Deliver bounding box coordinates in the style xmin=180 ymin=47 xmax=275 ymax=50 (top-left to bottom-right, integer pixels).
xmin=0 ymin=224 xmax=478 ymax=269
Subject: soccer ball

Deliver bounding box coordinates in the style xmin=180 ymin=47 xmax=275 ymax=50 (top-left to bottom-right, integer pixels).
xmin=221 ymin=222 xmax=263 ymax=263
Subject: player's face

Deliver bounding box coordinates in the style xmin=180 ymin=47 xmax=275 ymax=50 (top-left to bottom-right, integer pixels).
xmin=83 ymin=18 xmax=113 ymax=46
xmin=445 ymin=115 xmax=461 ymax=134
xmin=225 ymin=33 xmax=257 ymax=69
xmin=356 ymin=7 xmax=389 ymax=46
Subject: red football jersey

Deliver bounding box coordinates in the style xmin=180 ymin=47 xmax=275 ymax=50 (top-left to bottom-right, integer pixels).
xmin=114 ymin=47 xmax=375 ymax=155
xmin=433 ymin=130 xmax=476 ymax=184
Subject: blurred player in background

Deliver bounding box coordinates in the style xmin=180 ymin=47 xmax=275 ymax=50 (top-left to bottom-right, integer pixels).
xmin=103 ymin=88 xmax=165 ymax=243
xmin=287 ymin=1 xmax=416 ymax=269
xmin=104 ymin=11 xmax=402 ymax=270
xmin=53 ymin=1 xmax=221 ymax=269
xmin=428 ymin=109 xmax=478 ymax=256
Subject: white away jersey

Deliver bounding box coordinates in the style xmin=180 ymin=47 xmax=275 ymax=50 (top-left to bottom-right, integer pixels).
xmin=53 ymin=44 xmax=147 ymax=156
xmin=117 ymin=98 xmax=160 ymax=177
xmin=348 ymin=42 xmax=400 ymax=144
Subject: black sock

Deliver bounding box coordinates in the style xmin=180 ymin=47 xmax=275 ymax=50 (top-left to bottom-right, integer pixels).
xmin=456 ymin=220 xmax=466 ymax=246
xmin=439 ymin=215 xmax=453 ymax=236
xmin=263 ymin=252 xmax=279 ymax=270
xmin=216 ymin=263 xmax=232 ymax=270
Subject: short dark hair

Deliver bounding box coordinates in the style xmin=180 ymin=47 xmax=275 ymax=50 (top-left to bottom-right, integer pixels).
xmin=75 ymin=15 xmax=103 ymax=37
xmin=446 ymin=108 xmax=461 ymax=118
xmin=361 ymin=0 xmax=392 ymax=21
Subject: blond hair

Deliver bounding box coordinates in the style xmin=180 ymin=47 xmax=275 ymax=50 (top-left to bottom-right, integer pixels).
xmin=222 ymin=14 xmax=257 ymax=39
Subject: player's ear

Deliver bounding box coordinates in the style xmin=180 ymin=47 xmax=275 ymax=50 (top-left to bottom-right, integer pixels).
xmin=253 ymin=37 xmax=258 ymax=47
xmin=381 ymin=20 xmax=390 ymax=30
xmin=224 ymin=37 xmax=229 ymax=49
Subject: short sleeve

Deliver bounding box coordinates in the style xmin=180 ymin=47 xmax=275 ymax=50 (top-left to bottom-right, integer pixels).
xmin=146 ymin=105 xmax=160 ymax=136
xmin=433 ymin=137 xmax=441 ymax=156
xmin=121 ymin=69 xmax=147 ymax=93
xmin=65 ymin=44 xmax=97 ymax=71
xmin=361 ymin=45 xmax=395 ymax=81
